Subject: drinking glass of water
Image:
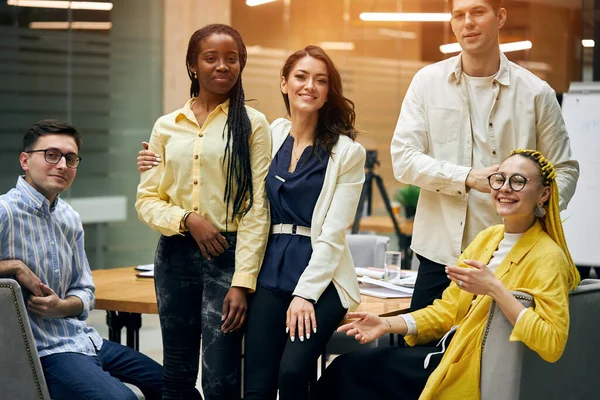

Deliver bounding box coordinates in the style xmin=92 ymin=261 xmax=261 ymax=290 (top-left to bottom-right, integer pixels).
xmin=384 ymin=251 xmax=402 ymax=282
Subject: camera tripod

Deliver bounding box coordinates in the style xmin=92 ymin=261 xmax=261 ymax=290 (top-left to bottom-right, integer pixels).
xmin=351 ymin=151 xmax=413 ymax=269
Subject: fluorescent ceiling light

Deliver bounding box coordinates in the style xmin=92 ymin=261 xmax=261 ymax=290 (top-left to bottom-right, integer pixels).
xmin=440 ymin=40 xmax=532 ymax=54
xmin=29 ymin=21 xmax=112 ymax=30
xmin=318 ymin=41 xmax=355 ymax=51
xmin=360 ymin=12 xmax=451 ymax=22
xmin=377 ymin=28 xmax=417 ymax=40
xmin=500 ymin=40 xmax=532 ymax=52
xmin=582 ymin=39 xmax=595 ymax=48
xmin=8 ymin=0 xmax=112 ymax=10
xmin=246 ymin=0 xmax=277 ymax=6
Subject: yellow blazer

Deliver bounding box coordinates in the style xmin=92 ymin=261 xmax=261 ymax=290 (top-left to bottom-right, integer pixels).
xmin=406 ymin=221 xmax=572 ymax=400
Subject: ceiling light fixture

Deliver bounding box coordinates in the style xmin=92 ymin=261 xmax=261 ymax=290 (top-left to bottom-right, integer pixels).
xmin=582 ymin=39 xmax=595 ymax=48
xmin=360 ymin=13 xmax=451 ymax=22
xmin=440 ymin=40 xmax=532 ymax=54
xmin=8 ymin=0 xmax=112 ymax=11
xmin=246 ymin=0 xmax=277 ymax=6
xmin=29 ymin=21 xmax=112 ymax=30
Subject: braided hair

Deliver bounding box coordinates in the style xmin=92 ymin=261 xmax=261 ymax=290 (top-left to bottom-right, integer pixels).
xmin=186 ymin=24 xmax=253 ymax=224
xmin=510 ymin=149 xmax=580 ymax=290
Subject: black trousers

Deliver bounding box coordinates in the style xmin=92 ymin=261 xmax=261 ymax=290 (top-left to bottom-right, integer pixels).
xmin=244 ymin=284 xmax=346 ymax=400
xmin=154 ymin=233 xmax=242 ymax=400
xmin=317 ymin=338 xmax=447 ymax=400
xmin=410 ymin=253 xmax=451 ymax=312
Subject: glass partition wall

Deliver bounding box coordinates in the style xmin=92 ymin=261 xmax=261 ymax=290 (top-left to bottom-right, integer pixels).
xmin=0 ymin=0 xmax=163 ymax=269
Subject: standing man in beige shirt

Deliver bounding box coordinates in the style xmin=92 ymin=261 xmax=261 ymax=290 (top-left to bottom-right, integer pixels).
xmin=391 ymin=0 xmax=579 ymax=313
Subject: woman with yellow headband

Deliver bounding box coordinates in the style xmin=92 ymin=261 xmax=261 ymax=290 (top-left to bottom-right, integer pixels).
xmin=317 ymin=149 xmax=580 ymax=400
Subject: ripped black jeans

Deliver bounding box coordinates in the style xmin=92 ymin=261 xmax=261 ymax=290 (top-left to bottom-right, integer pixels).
xmin=154 ymin=232 xmax=242 ymax=399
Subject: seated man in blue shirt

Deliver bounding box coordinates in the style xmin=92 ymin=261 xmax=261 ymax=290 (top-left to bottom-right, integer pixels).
xmin=0 ymin=120 xmax=162 ymax=400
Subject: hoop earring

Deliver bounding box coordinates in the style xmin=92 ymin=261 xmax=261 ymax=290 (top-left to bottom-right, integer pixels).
xmin=534 ymin=202 xmax=546 ymax=218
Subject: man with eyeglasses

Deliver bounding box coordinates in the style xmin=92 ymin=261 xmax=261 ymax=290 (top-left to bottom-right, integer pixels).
xmin=0 ymin=120 xmax=162 ymax=400
xmin=390 ymin=0 xmax=579 ymax=315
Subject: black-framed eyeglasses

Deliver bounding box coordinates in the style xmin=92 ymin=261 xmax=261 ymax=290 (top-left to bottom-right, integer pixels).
xmin=487 ymin=173 xmax=529 ymax=192
xmin=26 ymin=148 xmax=82 ymax=169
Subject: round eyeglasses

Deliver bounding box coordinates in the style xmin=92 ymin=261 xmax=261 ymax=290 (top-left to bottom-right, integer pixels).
xmin=26 ymin=148 xmax=82 ymax=169
xmin=487 ymin=173 xmax=529 ymax=192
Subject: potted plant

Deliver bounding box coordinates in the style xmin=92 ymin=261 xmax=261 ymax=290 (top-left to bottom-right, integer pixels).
xmin=394 ymin=185 xmax=420 ymax=219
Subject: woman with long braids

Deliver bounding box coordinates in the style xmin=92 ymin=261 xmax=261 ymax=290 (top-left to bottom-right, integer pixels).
xmin=135 ymin=24 xmax=271 ymax=399
xmin=318 ymin=150 xmax=580 ymax=400
xmin=139 ymin=44 xmax=366 ymax=399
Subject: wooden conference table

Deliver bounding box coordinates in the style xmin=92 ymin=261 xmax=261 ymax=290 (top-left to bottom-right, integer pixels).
xmin=92 ymin=267 xmax=411 ymax=351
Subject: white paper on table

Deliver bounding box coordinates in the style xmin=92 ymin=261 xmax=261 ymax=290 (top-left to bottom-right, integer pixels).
xmin=136 ymin=270 xmax=155 ymax=278
xmin=135 ymin=264 xmax=154 ymax=271
xmin=396 ymin=274 xmax=417 ymax=288
xmin=355 ymin=267 xmax=385 ymax=279
xmin=359 ymin=283 xmax=412 ymax=298
xmin=359 ymin=276 xmax=414 ymax=295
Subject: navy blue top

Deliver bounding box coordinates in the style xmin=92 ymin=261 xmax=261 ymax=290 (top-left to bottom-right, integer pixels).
xmin=258 ymin=135 xmax=328 ymax=292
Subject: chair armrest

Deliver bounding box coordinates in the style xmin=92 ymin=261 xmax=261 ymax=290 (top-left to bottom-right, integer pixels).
xmin=480 ymin=291 xmax=533 ymax=400
xmin=0 ymin=278 xmax=51 ymax=400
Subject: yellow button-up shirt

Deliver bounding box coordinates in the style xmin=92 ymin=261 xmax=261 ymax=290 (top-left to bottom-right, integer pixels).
xmin=135 ymin=98 xmax=272 ymax=290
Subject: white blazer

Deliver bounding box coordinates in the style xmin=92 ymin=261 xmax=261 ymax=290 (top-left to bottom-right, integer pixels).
xmin=270 ymin=118 xmax=366 ymax=311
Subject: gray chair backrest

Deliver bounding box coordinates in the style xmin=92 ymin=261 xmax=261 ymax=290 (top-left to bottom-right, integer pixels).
xmin=519 ymin=279 xmax=600 ymax=400
xmin=346 ymin=234 xmax=390 ymax=268
xmin=0 ymin=279 xmax=51 ymax=400
xmin=480 ymin=290 xmax=533 ymax=400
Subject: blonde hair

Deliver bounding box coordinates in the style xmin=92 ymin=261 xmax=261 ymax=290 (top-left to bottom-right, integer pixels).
xmin=510 ymin=149 xmax=580 ymax=290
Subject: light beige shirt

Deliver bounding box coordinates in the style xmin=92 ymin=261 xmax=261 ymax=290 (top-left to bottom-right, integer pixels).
xmin=390 ymin=52 xmax=579 ymax=266
xmin=135 ymin=98 xmax=272 ymax=290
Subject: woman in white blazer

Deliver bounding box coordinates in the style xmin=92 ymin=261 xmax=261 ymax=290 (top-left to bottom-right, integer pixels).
xmin=137 ymin=45 xmax=365 ymax=400
xmin=242 ymin=45 xmax=366 ymax=400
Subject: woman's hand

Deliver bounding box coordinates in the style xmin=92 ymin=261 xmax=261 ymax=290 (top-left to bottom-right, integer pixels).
xmin=446 ymin=259 xmax=501 ymax=296
xmin=336 ymin=312 xmax=388 ymax=344
xmin=137 ymin=141 xmax=161 ymax=172
xmin=185 ymin=213 xmax=229 ymax=259
xmin=286 ymin=296 xmax=317 ymax=342
xmin=221 ymin=287 xmax=248 ymax=333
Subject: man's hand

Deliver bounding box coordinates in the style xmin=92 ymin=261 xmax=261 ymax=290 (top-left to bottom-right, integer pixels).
xmin=27 ymin=283 xmax=68 ymax=318
xmin=221 ymin=287 xmax=248 ymax=333
xmin=1 ymin=260 xmax=44 ymax=297
xmin=186 ymin=213 xmax=229 ymax=259
xmin=466 ymin=165 xmax=499 ymax=193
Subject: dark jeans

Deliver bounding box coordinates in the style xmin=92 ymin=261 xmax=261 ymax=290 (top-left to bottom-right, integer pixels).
xmin=40 ymin=339 xmax=162 ymax=400
xmin=410 ymin=253 xmax=450 ymax=312
xmin=154 ymin=232 xmax=242 ymax=400
xmin=244 ymin=284 xmax=346 ymax=400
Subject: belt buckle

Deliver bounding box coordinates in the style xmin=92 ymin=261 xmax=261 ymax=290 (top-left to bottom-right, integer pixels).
xmin=291 ymin=224 xmax=297 ymax=235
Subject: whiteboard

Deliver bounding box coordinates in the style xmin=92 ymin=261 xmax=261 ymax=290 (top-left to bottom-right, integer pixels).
xmin=561 ymin=82 xmax=600 ymax=266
